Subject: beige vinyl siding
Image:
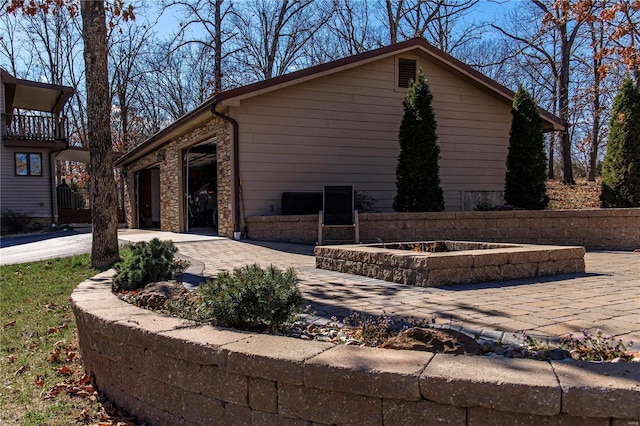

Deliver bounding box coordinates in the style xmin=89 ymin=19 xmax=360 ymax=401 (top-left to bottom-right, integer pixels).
xmin=0 ymin=148 xmax=52 ymax=218
xmin=233 ymin=51 xmax=512 ymax=216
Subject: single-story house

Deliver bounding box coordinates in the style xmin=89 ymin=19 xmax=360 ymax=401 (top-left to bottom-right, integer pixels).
xmin=1 ymin=67 xmax=75 ymax=230
xmin=115 ymin=37 xmax=565 ymax=238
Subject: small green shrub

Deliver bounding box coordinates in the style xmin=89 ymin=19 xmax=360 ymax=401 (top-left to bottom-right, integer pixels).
xmin=1 ymin=209 xmax=30 ymax=235
xmin=354 ymin=190 xmax=380 ymax=213
xmin=601 ymin=77 xmax=640 ymax=207
xmin=112 ymin=238 xmax=188 ymax=291
xmin=474 ymin=202 xmax=494 ymax=211
xmin=196 ymin=264 xmax=302 ymax=330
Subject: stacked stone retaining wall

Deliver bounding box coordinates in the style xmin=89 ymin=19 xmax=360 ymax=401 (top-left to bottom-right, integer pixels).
xmin=246 ymin=208 xmax=640 ymax=250
xmin=72 ymin=271 xmax=640 ymax=425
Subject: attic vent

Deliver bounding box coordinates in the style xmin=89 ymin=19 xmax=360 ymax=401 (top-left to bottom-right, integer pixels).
xmin=398 ymin=59 xmax=416 ymax=88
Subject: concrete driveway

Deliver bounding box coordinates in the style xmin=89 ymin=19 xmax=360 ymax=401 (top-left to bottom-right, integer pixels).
xmin=0 ymin=228 xmax=222 ymax=266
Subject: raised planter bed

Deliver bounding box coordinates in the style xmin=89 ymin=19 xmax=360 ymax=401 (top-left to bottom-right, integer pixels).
xmin=315 ymin=241 xmax=586 ymax=287
xmin=72 ymin=271 xmax=640 ymax=425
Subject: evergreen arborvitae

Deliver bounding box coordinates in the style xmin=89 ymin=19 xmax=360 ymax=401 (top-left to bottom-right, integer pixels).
xmin=504 ymin=86 xmax=549 ymax=210
xmin=393 ymin=69 xmax=444 ymax=212
xmin=600 ymin=77 xmax=640 ymax=208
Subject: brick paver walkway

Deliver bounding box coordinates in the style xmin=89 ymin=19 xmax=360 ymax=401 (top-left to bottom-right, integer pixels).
xmin=165 ymin=236 xmax=640 ymax=348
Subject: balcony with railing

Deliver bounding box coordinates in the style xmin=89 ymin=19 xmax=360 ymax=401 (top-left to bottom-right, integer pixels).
xmin=2 ymin=113 xmax=69 ymax=148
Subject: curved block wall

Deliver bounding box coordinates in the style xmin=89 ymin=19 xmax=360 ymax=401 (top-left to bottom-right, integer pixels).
xmin=72 ymin=271 xmax=640 ymax=425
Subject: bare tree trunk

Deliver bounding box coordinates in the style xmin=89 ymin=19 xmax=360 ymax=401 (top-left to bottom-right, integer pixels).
xmin=588 ymin=47 xmax=601 ymax=181
xmin=558 ymin=21 xmax=575 ymax=185
xmin=81 ymin=0 xmax=119 ymax=268
xmin=214 ymin=0 xmax=223 ymax=92
xmin=386 ymin=0 xmax=402 ymax=43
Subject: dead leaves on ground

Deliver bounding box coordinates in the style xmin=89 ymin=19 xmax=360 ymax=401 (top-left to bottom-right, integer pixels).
xmin=46 ymin=340 xmax=74 ymax=363
xmin=43 ymin=373 xmax=96 ymax=401
xmin=546 ymin=178 xmax=602 ymax=209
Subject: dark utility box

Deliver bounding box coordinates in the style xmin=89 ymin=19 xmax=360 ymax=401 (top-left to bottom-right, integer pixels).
xmin=282 ymin=192 xmax=323 ymax=215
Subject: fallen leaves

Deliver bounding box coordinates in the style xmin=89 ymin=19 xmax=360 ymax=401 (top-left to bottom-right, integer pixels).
xmin=35 ymin=374 xmax=45 ymax=388
xmin=56 ymin=365 xmax=72 ymax=376
xmin=546 ymin=178 xmax=602 ymax=209
xmin=43 ymin=374 xmax=96 ymax=401
xmin=16 ymin=365 xmax=30 ymax=375
xmin=46 ymin=340 xmax=75 ymax=364
xmin=47 ymin=348 xmax=60 ymax=363
xmin=4 ymin=320 xmax=16 ymax=328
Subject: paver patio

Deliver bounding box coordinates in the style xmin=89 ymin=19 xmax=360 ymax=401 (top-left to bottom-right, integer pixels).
xmin=120 ymin=230 xmax=640 ymax=349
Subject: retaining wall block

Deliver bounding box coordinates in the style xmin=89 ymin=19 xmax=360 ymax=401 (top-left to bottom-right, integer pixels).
xmin=472 ymin=265 xmax=502 ymax=282
xmin=425 ymin=253 xmax=474 ymax=271
xmin=250 ymin=411 xmax=310 ymax=426
xmin=472 ymin=251 xmax=511 ymax=267
xmin=381 ymin=398 xmax=466 ymax=426
xmin=278 ymin=383 xmax=383 ymax=426
xmin=157 ymin=326 xmax=250 ymax=367
xmin=420 ymin=354 xmax=562 ymax=416
xmin=222 ymin=334 xmax=333 ymax=385
xmin=196 ymin=365 xmax=248 ymax=405
xmin=179 ymin=390 xmax=226 ymax=425
xmin=467 ymin=407 xmax=610 ymax=426
xmin=507 ymin=248 xmax=550 ymax=264
xmin=500 ymin=263 xmax=538 ymax=281
xmin=106 ymin=385 xmax=188 ymax=426
xmin=546 ymin=246 xmax=586 ymax=261
xmin=426 ymin=268 xmax=474 ymax=286
xmin=538 ymin=259 xmax=585 ymax=276
xmin=552 ymin=360 xmax=640 ymax=419
xmin=248 ymin=377 xmax=278 ymax=413
xmin=304 ymin=345 xmax=433 ymax=400
xmin=224 ymin=403 xmax=252 ymax=426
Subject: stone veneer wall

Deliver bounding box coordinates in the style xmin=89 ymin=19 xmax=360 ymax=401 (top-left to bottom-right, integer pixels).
xmin=73 ymin=271 xmax=640 ymax=425
xmin=246 ymin=208 xmax=640 ymax=250
xmin=122 ymin=118 xmax=233 ymax=237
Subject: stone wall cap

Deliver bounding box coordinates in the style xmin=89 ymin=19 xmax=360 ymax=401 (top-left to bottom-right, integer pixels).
xmin=420 ymin=354 xmax=561 ymax=416
xmin=223 ymin=334 xmax=333 ymax=385
xmin=305 ymin=345 xmax=433 ymax=400
xmin=552 ymin=360 xmax=640 ymax=419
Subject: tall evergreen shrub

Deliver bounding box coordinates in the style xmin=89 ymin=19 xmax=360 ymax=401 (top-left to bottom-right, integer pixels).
xmin=504 ymin=86 xmax=549 ymax=210
xmin=601 ymin=77 xmax=640 ymax=207
xmin=393 ymin=69 xmax=444 ymax=212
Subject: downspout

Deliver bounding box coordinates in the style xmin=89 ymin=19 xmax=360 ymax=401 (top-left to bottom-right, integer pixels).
xmin=210 ymin=95 xmax=242 ymax=235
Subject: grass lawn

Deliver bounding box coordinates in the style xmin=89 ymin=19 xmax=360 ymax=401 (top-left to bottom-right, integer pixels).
xmin=0 ymin=255 xmax=128 ymax=425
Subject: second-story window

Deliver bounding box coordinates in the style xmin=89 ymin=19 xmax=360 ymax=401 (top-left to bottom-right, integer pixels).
xmin=15 ymin=152 xmax=42 ymax=176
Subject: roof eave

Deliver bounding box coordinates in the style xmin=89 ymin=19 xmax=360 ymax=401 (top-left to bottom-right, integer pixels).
xmin=115 ymin=101 xmax=214 ymax=167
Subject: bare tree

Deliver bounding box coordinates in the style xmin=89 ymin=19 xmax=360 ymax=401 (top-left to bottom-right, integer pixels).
xmin=381 ymin=0 xmax=480 ymax=51
xmin=423 ymin=0 xmax=480 ymax=55
xmin=109 ymin=12 xmax=156 ymax=152
xmin=0 ymin=13 xmax=25 ymax=74
xmin=231 ymin=0 xmax=335 ymax=80
xmin=329 ymin=0 xmax=379 ymax=57
xmin=493 ymin=0 xmax=592 ymax=184
xmin=161 ymin=0 xmax=237 ymax=92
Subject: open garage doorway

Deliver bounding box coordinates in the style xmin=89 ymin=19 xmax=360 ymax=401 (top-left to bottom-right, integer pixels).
xmin=137 ymin=167 xmax=160 ymax=229
xmin=185 ymin=143 xmax=218 ymax=233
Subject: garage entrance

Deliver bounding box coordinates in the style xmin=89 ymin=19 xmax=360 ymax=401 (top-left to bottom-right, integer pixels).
xmin=136 ymin=167 xmax=160 ymax=229
xmin=184 ymin=143 xmax=217 ymax=233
